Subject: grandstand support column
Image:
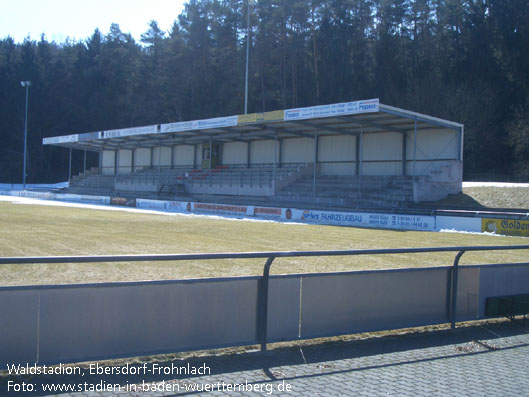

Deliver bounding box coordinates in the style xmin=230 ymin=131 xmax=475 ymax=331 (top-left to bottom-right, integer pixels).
xmin=273 ymin=135 xmax=277 ymax=184
xmin=459 ymin=126 xmax=464 ymax=161
xmin=313 ymin=132 xmax=319 ymax=195
xmin=193 ymin=144 xmax=197 ymax=169
xmin=402 ymin=132 xmax=407 ymax=176
xmin=131 ymin=149 xmax=135 ymax=173
xmin=68 ymin=147 xmax=72 ymax=182
xmin=413 ymin=119 xmax=417 ymax=186
xmin=247 ymin=141 xmax=251 ymax=168
xmin=355 ymin=135 xmax=360 ymax=176
xmin=171 ymin=146 xmax=175 ymax=169
xmin=209 ymin=138 xmax=213 ymax=187
xmin=98 ymin=150 xmax=102 ymax=176
xmin=157 ymin=144 xmax=161 ymax=183
xmin=278 ymin=139 xmax=283 ymax=168
xmin=83 ymin=149 xmax=87 ymax=178
xmin=115 ymin=148 xmax=120 ymax=186
xmin=358 ymin=129 xmax=363 ymax=199
xmin=149 ymin=147 xmax=153 ymax=170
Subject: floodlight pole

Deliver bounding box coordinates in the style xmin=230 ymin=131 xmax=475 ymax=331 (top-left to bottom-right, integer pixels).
xmin=20 ymin=81 xmax=31 ymax=188
xmin=244 ymin=0 xmax=254 ymax=114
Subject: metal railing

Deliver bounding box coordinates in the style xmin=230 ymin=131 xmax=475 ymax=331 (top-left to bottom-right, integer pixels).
xmin=1 ymin=245 xmax=528 ymax=351
xmin=186 ymin=163 xmax=304 ymax=189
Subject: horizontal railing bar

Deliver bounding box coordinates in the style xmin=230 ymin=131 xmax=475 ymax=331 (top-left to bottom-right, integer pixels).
xmin=1 ymin=245 xmax=528 ymax=265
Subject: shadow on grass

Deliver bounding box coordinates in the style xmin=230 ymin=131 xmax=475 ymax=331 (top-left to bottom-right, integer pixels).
xmin=421 ymin=193 xmax=487 ymax=210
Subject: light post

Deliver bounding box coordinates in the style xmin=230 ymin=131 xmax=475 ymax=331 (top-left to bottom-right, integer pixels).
xmin=244 ymin=0 xmax=255 ymax=115
xmin=20 ymin=81 xmax=31 ymax=188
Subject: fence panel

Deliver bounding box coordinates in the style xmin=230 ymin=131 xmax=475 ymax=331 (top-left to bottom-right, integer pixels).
xmin=0 ymin=289 xmax=40 ymax=365
xmin=478 ymin=263 xmax=529 ymax=317
xmin=1 ymin=278 xmax=261 ymax=366
xmin=1 ymin=246 xmax=528 ymax=366
xmin=300 ymin=268 xmax=451 ymax=339
xmin=268 ymin=276 xmax=301 ymax=342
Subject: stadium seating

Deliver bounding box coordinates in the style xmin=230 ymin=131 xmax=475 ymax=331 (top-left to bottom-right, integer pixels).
xmin=65 ymin=163 xmax=418 ymax=208
xmin=274 ymin=175 xmax=414 ymax=208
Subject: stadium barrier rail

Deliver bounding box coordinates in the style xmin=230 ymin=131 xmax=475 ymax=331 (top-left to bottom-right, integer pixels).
xmin=1 ymin=245 xmax=529 ymax=367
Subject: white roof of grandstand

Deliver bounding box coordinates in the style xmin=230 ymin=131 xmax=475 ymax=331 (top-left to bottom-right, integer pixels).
xmin=42 ymin=99 xmax=463 ymax=152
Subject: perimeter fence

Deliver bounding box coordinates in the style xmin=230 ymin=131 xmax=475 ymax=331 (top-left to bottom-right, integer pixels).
xmin=1 ymin=245 xmax=528 ymax=366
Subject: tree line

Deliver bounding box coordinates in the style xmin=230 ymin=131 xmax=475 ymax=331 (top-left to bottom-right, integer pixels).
xmin=1 ymin=0 xmax=528 ymax=183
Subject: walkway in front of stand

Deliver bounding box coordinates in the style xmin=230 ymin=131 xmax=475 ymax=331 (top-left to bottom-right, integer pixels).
xmin=1 ymin=320 xmax=528 ymax=396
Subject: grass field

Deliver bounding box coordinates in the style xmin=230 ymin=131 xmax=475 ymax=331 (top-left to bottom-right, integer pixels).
xmin=0 ymin=198 xmax=528 ymax=286
xmin=432 ymin=185 xmax=529 ymax=210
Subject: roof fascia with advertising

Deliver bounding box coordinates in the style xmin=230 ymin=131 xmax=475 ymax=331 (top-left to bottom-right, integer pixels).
xmin=42 ymin=99 xmax=462 ymax=152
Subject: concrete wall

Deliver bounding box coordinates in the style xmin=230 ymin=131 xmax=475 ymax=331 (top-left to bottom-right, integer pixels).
xmin=152 ymin=147 xmax=171 ymax=167
xmin=413 ymin=160 xmax=463 ymax=202
xmin=318 ymin=135 xmax=356 ymax=176
xmin=223 ymin=142 xmax=248 ymax=165
xmin=173 ymin=145 xmax=194 ymax=166
xmin=409 ymin=129 xmax=459 ymax=175
xmin=436 ymin=215 xmax=481 ymax=232
xmin=2 ymin=261 xmax=525 ymax=367
xmin=118 ymin=149 xmax=132 ymax=174
xmin=363 ymin=132 xmax=403 ymax=176
xmin=282 ymin=137 xmax=314 ymax=164
xmin=101 ymin=150 xmax=115 ymax=175
xmin=250 ymin=140 xmax=277 ymax=164
xmin=134 ymin=148 xmax=151 ymax=170
xmin=102 ymin=127 xmax=460 ymax=180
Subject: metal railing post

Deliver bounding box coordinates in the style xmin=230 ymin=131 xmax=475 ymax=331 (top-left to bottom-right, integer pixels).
xmin=260 ymin=256 xmax=275 ymax=352
xmin=450 ymin=250 xmax=465 ymax=329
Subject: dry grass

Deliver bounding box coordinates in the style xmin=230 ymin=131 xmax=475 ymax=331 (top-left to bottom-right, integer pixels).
xmin=432 ymin=186 xmax=529 ymax=210
xmin=0 ymin=200 xmax=528 ymax=286
xmin=463 ymin=186 xmax=528 ymax=209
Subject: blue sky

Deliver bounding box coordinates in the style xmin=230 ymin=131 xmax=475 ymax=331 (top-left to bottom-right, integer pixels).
xmin=0 ymin=0 xmax=187 ymax=43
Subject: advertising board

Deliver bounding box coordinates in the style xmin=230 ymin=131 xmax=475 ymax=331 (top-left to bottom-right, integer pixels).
xmin=110 ymin=197 xmax=137 ymax=207
xmin=193 ymin=203 xmax=251 ymax=216
xmin=254 ymin=207 xmax=283 ymax=219
xmin=482 ymin=218 xmax=529 ymax=237
xmin=298 ymin=209 xmax=435 ymax=231
xmin=98 ymin=125 xmax=158 ymax=139
xmin=284 ymin=99 xmax=379 ymax=121
xmin=161 ymin=116 xmax=238 ymax=134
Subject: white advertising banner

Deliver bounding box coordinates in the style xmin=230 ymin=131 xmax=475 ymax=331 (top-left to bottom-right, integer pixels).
xmin=98 ymin=125 xmax=159 ymax=139
xmin=165 ymin=200 xmax=190 ymax=212
xmin=53 ymin=193 xmax=109 ymax=204
xmin=284 ymin=99 xmax=379 ymax=121
xmin=43 ymin=134 xmax=79 ymax=145
xmin=43 ymin=99 xmax=379 ymax=146
xmin=296 ymin=209 xmax=435 ymax=231
xmin=136 ymin=199 xmax=190 ymax=212
xmin=136 ymin=198 xmax=167 ymax=210
xmin=17 ymin=191 xmax=57 ymax=200
xmin=76 ymin=195 xmax=110 ymax=204
xmin=161 ymin=115 xmax=238 ymax=134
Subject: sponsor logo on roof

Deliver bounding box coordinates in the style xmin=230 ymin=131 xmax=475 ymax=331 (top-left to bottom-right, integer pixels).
xmin=98 ymin=125 xmax=159 ymax=139
xmin=284 ymin=99 xmax=379 ymax=121
xmin=43 ymin=134 xmax=79 ymax=144
xmin=161 ymin=116 xmax=238 ymax=133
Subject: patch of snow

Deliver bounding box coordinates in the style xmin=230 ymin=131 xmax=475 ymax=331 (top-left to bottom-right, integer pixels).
xmin=0 ymin=194 xmax=305 ymax=226
xmin=463 ymin=182 xmax=529 ymax=188
xmin=439 ymin=228 xmax=523 ymax=238
xmin=0 ymin=182 xmax=68 ymax=190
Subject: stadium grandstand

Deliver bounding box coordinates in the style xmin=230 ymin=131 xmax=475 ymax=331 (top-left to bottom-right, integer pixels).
xmin=43 ymin=99 xmax=463 ymax=209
